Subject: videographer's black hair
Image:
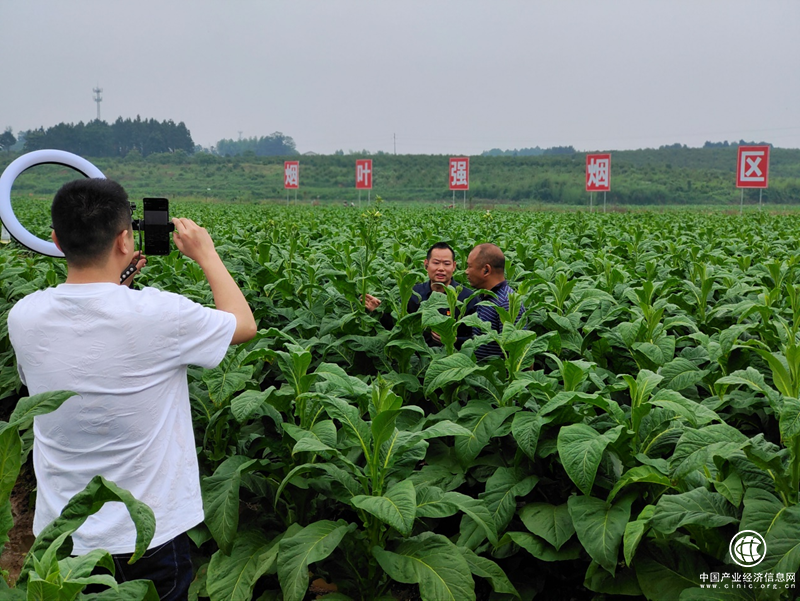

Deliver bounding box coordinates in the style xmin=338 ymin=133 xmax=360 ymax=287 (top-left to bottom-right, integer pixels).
xmin=426 ymin=242 xmax=456 ymax=262
xmin=51 ymin=178 xmax=132 ymax=268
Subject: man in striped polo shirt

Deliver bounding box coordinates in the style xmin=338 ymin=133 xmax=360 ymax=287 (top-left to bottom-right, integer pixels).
xmin=465 ymin=243 xmax=525 ymax=360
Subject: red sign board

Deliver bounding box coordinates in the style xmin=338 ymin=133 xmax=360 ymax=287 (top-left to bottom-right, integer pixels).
xmin=284 ymin=161 xmax=299 ymax=189
xmin=449 ymin=157 xmax=469 ymax=190
xmin=736 ymin=145 xmax=770 ymax=188
xmin=586 ymin=153 xmax=611 ymax=192
xmin=356 ymin=159 xmax=373 ymax=190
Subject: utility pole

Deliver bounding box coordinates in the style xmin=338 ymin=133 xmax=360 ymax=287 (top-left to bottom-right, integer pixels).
xmin=93 ymin=87 xmax=103 ymax=121
xmin=393 ymin=133 xmax=396 ymax=155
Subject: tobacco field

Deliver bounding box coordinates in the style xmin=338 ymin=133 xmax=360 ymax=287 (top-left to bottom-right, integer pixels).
xmin=2 ymin=201 xmax=800 ymax=600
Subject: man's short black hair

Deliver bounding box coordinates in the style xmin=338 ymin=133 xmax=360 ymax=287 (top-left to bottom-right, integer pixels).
xmin=426 ymin=242 xmax=455 ymax=262
xmin=51 ymin=178 xmax=132 ymax=268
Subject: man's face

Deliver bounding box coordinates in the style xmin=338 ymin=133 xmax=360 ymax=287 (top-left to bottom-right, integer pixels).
xmin=425 ymin=248 xmax=456 ymax=285
xmin=465 ymin=248 xmax=485 ymax=289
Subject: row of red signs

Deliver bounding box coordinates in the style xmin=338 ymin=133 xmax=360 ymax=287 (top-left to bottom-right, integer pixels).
xmin=283 ymin=146 xmax=772 ymax=191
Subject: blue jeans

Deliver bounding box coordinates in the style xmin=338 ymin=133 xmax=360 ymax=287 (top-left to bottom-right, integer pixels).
xmin=86 ymin=532 xmax=193 ymax=600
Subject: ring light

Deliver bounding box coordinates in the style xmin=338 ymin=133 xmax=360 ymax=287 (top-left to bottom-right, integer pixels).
xmin=0 ymin=150 xmax=105 ymax=257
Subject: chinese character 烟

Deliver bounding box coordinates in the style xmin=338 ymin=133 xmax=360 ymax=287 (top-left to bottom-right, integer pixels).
xmin=588 ymin=158 xmax=609 ymax=188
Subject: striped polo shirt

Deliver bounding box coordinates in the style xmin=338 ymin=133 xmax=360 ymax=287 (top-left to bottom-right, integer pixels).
xmin=474 ymin=280 xmax=525 ymax=361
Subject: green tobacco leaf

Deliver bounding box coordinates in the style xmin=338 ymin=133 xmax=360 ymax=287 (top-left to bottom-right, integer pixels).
xmin=713 ymin=472 xmax=744 ymax=508
xmin=86 ymin=580 xmax=160 ymax=600
xmin=739 ymin=487 xmax=783 ymax=535
xmin=455 ymin=402 xmax=519 ymax=466
xmin=203 ymin=353 xmax=254 ymax=407
xmin=21 ymin=476 xmax=155 ymax=581
xmin=284 ymin=420 xmax=338 ymax=455
xmin=557 ymin=424 xmax=623 ymax=496
xmin=633 ymin=342 xmax=667 ymax=368
xmin=415 ymin=486 xmax=459 ymax=518
xmin=207 ymin=531 xmax=281 ymax=601
xmin=779 ymin=397 xmax=800 ymax=440
xmin=314 ymin=362 xmax=371 ymax=399
xmin=0 ymin=577 xmax=25 ymax=600
xmin=424 ymin=353 xmax=481 ymax=396
xmin=480 ymin=467 xmax=538 ymax=532
xmin=321 ymin=395 xmax=373 ymax=460
xmin=584 ymin=561 xmax=642 ymax=596
xmin=0 ymin=500 xmax=13 ymax=556
xmin=670 ymin=424 xmax=749 ymax=479
xmin=511 ymin=412 xmax=541 ymax=460
xmin=202 ymin=455 xmax=256 ymax=555
xmin=625 ymin=370 xmax=664 ymax=406
xmin=277 ymin=520 xmax=351 ymax=601
xmin=458 ymin=547 xmax=520 ymax=598
xmin=715 ymin=367 xmax=777 ymax=401
xmin=373 ymin=532 xmax=475 ymax=601
xmin=0 ymin=426 xmax=22 ymax=506
xmin=649 ymin=389 xmax=720 ymax=427
xmin=445 ymin=491 xmax=498 ymax=546
xmin=634 ymin=555 xmax=702 ymax=601
xmin=230 ymin=388 xmax=276 ymax=423
xmin=651 ymin=487 xmax=738 ymax=535
xmin=502 ymin=531 xmax=581 ymax=562
xmin=659 ymin=358 xmax=709 ymax=392
xmin=740 ymin=488 xmax=800 ymax=574
xmin=57 ymin=548 xmax=114 ymax=580
xmin=419 ymin=420 xmax=473 ymax=439
xmin=352 ymin=480 xmax=416 ymax=536
xmin=753 ymin=349 xmax=795 ymax=399
xmin=623 ymin=505 xmax=656 ymax=567
xmin=568 ymin=494 xmax=634 ymax=575
xmin=6 ymin=390 xmax=77 ymax=431
xmin=519 ymin=503 xmax=575 ymax=551
xmin=607 ymin=465 xmax=673 ymax=503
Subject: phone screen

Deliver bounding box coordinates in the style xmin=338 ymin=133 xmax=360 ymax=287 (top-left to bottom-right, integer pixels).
xmin=142 ymin=198 xmax=170 ymax=255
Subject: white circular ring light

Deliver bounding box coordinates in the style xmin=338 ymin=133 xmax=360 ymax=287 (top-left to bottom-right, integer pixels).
xmin=0 ymin=150 xmax=105 ymax=257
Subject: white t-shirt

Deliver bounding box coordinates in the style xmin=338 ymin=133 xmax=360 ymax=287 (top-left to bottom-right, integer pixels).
xmin=8 ymin=283 xmax=236 ymax=555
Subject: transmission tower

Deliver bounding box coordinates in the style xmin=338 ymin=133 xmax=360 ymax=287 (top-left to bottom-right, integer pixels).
xmin=93 ymin=87 xmax=103 ymax=121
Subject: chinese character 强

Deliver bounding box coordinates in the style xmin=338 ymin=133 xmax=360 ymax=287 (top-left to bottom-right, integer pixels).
xmin=450 ymin=159 xmax=469 ymax=189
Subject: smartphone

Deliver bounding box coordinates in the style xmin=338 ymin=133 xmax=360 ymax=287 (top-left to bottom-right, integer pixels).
xmin=142 ymin=198 xmax=171 ymax=255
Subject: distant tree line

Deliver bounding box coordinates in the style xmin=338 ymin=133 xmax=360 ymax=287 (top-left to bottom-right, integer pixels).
xmin=702 ymin=140 xmax=771 ymax=149
xmin=215 ymin=132 xmax=298 ymax=157
xmin=21 ymin=117 xmax=195 ymax=158
xmin=482 ymin=146 xmax=576 ymax=157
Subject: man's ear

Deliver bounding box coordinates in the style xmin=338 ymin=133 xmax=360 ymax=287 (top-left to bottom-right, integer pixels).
xmin=51 ymin=230 xmax=63 ymax=252
xmin=116 ymin=229 xmax=132 ymax=256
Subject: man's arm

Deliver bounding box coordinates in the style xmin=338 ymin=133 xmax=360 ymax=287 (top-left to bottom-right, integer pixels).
xmin=172 ymin=217 xmax=257 ymax=344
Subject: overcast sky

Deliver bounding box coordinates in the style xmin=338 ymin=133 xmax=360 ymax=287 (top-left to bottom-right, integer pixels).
xmin=1 ymin=1 xmax=798 ymax=155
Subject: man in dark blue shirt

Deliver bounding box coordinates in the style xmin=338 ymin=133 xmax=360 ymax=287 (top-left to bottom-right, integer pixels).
xmin=465 ymin=243 xmax=525 ymax=360
xmin=365 ymin=242 xmax=478 ymax=348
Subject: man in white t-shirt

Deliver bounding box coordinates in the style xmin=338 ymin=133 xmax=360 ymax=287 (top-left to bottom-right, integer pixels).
xmin=7 ymin=178 xmax=257 ymax=600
